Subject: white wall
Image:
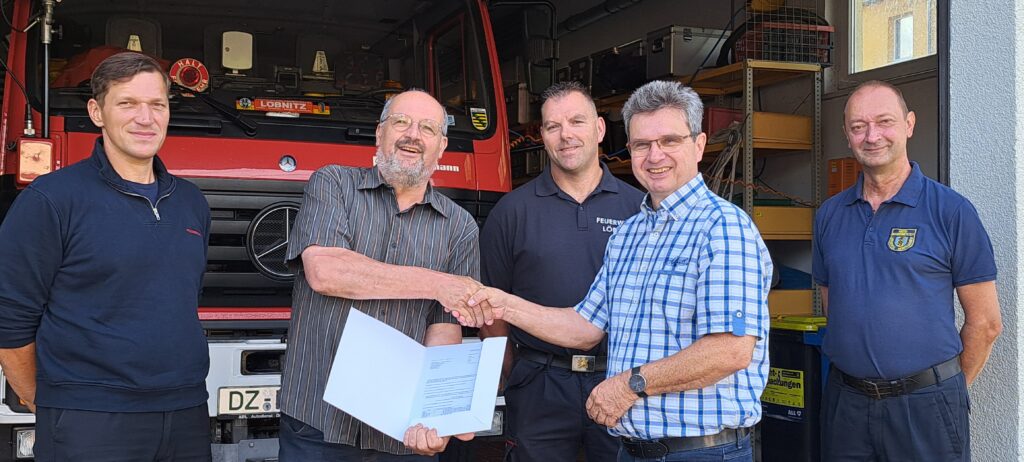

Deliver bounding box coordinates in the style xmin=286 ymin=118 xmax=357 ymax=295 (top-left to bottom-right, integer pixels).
xmin=949 ymin=0 xmax=1023 ymax=459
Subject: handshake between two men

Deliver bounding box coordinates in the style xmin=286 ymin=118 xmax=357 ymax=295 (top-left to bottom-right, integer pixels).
xmin=439 ymin=281 xmax=642 ymax=431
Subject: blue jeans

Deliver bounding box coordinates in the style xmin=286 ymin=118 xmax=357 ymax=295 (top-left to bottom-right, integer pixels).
xmin=278 ymin=413 xmax=437 ymax=462
xmin=616 ymin=435 xmax=752 ymax=462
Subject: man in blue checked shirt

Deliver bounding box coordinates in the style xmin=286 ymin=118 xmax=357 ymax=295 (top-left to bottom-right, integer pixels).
xmin=465 ymin=80 xmax=772 ymax=462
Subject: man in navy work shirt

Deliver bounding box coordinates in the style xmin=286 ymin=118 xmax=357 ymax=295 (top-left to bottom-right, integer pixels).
xmin=479 ymin=81 xmax=643 ymax=461
xmin=813 ymin=80 xmax=1002 ymax=461
xmin=466 ymin=80 xmax=772 ymax=462
xmin=0 ymin=52 xmax=213 ymax=460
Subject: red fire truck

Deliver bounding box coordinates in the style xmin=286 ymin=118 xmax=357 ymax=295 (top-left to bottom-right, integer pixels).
xmin=0 ymin=0 xmax=510 ymax=460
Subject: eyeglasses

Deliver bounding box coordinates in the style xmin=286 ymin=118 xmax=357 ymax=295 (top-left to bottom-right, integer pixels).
xmin=627 ymin=133 xmax=694 ymax=155
xmin=380 ymin=113 xmax=444 ymax=138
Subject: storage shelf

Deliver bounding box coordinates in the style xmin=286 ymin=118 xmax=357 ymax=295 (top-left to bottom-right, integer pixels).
xmin=705 ymin=140 xmax=812 ymax=155
xmin=594 ymin=60 xmax=821 ymax=111
xmin=688 ymin=60 xmax=822 ymax=96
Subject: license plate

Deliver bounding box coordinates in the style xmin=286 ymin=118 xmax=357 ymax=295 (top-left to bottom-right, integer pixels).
xmin=217 ymin=386 xmax=280 ymax=415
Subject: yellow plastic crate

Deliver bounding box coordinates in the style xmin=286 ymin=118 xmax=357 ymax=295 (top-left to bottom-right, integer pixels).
xmin=767 ymin=289 xmax=814 ymax=316
xmin=753 ymin=206 xmax=813 ymax=240
xmin=751 ymin=112 xmax=812 ymax=145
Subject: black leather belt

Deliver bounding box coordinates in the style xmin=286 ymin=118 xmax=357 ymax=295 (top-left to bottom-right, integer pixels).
xmin=621 ymin=428 xmax=750 ymax=458
xmin=839 ymin=356 xmax=962 ymax=400
xmin=516 ymin=345 xmax=607 ymax=373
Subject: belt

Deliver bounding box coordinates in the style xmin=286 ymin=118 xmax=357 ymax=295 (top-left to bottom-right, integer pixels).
xmin=621 ymin=428 xmax=750 ymax=458
xmin=515 ymin=345 xmax=607 ymax=373
xmin=839 ymin=356 xmax=962 ymax=399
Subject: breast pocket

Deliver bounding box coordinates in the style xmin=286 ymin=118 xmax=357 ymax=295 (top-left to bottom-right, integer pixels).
xmin=649 ymin=258 xmax=698 ymax=324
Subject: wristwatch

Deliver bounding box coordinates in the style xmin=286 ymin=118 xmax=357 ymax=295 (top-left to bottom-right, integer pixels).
xmin=628 ymin=366 xmax=647 ymax=398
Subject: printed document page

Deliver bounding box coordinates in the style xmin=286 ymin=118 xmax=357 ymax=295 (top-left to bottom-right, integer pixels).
xmin=323 ymin=308 xmax=506 ymax=440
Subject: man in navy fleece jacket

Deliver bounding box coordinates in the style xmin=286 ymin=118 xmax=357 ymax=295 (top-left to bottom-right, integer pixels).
xmin=0 ymin=52 xmax=213 ymax=461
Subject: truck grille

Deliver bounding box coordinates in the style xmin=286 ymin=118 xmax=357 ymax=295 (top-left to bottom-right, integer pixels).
xmin=191 ymin=178 xmax=305 ymax=307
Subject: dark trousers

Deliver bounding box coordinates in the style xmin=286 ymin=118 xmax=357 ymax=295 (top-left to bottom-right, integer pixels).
xmin=278 ymin=413 xmax=437 ymax=462
xmin=615 ymin=435 xmax=752 ymax=462
xmin=821 ymin=368 xmax=971 ymax=461
xmin=33 ymin=404 xmax=211 ymax=462
xmin=503 ymin=358 xmax=621 ymax=462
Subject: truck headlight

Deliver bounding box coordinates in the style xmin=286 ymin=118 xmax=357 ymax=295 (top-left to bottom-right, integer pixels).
xmin=14 ymin=427 xmax=34 ymax=459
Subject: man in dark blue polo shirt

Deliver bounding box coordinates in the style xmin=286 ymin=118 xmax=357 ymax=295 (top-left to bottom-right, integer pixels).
xmin=479 ymin=81 xmax=643 ymax=461
xmin=813 ymin=80 xmax=1002 ymax=461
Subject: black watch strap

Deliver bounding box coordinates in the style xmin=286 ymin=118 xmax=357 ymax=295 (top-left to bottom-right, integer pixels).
xmin=630 ymin=366 xmax=648 ymax=398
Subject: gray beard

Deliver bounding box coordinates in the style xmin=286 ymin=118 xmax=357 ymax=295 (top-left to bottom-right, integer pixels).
xmin=377 ymin=149 xmax=434 ymax=188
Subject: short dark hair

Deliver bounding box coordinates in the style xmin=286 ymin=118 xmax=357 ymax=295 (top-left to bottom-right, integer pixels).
xmin=540 ymin=81 xmax=598 ymax=118
xmin=90 ymin=52 xmax=169 ymax=105
xmin=541 ymin=81 xmax=593 ymax=104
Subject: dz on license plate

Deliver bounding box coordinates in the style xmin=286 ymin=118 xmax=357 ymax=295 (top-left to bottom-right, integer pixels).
xmin=218 ymin=386 xmax=280 ymax=415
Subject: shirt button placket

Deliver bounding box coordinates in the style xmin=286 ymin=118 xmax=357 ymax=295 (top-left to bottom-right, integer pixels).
xmin=864 ymin=207 xmax=877 ymax=246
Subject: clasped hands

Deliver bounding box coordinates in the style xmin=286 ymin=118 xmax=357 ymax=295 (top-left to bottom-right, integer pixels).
xmin=436 ymin=278 xmax=508 ymax=327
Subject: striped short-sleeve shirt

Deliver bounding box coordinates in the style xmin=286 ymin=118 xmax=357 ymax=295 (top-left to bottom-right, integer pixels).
xmin=281 ymin=165 xmax=479 ymax=455
xmin=575 ymin=174 xmax=772 ymax=439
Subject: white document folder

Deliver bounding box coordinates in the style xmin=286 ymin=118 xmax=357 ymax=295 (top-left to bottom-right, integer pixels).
xmin=323 ymin=308 xmax=507 ymax=441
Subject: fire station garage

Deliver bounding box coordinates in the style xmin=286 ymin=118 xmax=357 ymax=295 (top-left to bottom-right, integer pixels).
xmin=0 ymin=0 xmax=1020 ymax=461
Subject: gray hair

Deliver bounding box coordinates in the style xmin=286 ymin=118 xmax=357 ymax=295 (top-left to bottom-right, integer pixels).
xmin=541 ymin=81 xmax=597 ymax=114
xmin=621 ymin=80 xmax=703 ymax=139
xmin=379 ymin=88 xmax=449 ymax=136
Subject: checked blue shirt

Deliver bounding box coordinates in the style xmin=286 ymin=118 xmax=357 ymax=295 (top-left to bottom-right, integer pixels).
xmin=575 ymin=174 xmax=772 ymax=439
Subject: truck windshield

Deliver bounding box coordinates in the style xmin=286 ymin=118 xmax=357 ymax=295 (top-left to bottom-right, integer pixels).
xmin=39 ymin=0 xmax=496 ymax=141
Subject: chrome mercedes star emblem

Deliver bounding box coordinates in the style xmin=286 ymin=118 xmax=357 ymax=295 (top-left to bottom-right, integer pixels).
xmin=247 ymin=203 xmax=300 ymax=280
xmin=279 ymin=155 xmax=297 ymax=172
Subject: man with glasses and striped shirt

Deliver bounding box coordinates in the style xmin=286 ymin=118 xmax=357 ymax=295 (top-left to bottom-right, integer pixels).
xmin=468 ymin=80 xmax=772 ymax=461
xmin=278 ymin=90 xmax=482 ymax=461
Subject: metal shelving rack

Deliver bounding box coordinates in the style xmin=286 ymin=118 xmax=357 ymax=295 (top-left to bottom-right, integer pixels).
xmin=685 ymin=59 xmax=822 ymax=214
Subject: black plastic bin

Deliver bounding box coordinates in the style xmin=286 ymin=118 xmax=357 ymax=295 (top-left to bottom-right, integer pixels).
xmin=760 ymin=317 xmax=827 ymax=462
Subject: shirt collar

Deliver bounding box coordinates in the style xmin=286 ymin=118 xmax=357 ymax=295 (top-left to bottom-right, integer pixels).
xmin=641 ymin=174 xmax=706 ymax=221
xmin=359 ymin=166 xmax=449 ymax=217
xmin=89 ymin=137 xmax=174 ymax=195
xmin=534 ymin=162 xmax=622 ymax=199
xmin=844 ymin=161 xmax=924 ymax=208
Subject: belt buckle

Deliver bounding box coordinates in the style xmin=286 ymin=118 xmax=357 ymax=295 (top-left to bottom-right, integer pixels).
xmin=571 ymin=355 xmax=596 ymax=372
xmin=624 ymin=439 xmax=668 ymax=459
xmin=640 ymin=441 xmax=669 ymax=459
xmin=865 ymin=380 xmax=883 ymax=399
